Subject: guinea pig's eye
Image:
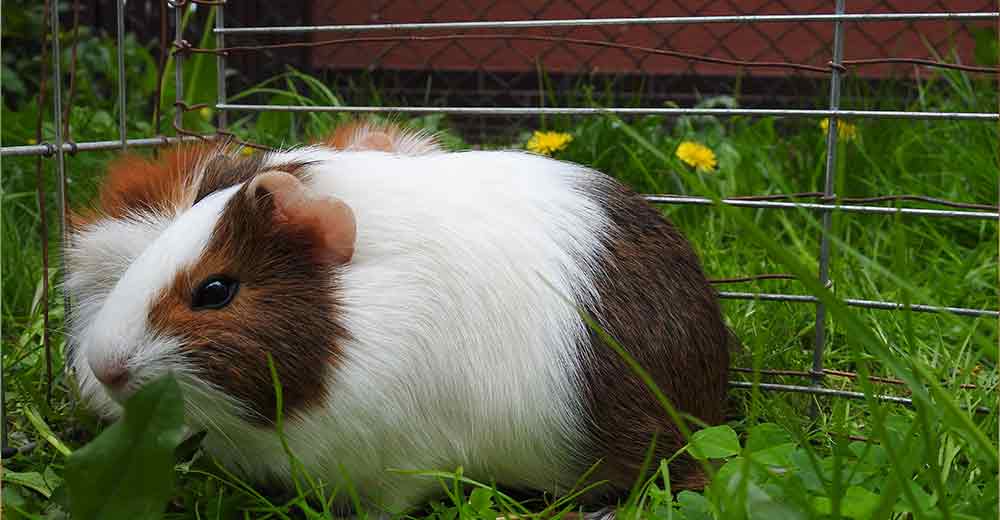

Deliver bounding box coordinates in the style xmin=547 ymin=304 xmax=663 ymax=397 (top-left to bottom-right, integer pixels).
xmin=191 ymin=275 xmax=239 ymax=310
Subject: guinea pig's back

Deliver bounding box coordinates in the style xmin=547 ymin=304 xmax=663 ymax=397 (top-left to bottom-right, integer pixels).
xmin=572 ymin=174 xmax=730 ymax=495
xmin=291 ymin=149 xmax=727 ymax=496
xmin=299 ymin=149 xmax=611 ymax=491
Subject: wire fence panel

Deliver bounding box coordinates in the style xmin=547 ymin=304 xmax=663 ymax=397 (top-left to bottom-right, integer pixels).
xmin=303 ymin=2 xmax=993 ymax=77
xmin=283 ymin=0 xmax=995 ymax=139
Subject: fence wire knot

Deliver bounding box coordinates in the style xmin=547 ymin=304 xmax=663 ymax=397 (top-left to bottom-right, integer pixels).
xmin=172 ymin=38 xmax=193 ymax=56
xmin=827 ymin=60 xmax=848 ymax=73
xmin=174 ymin=100 xmax=210 ymax=112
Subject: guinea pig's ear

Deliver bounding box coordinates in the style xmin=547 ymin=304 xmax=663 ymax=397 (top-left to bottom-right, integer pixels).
xmin=247 ymin=171 xmax=356 ymax=265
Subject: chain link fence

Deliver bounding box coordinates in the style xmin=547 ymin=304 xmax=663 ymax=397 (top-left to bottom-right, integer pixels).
xmin=297 ymin=0 xmax=994 ymax=139
xmin=66 ymin=0 xmax=996 ymax=141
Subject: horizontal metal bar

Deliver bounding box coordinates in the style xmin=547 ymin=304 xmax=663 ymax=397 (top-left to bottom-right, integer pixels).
xmin=646 ymin=195 xmax=999 ymax=220
xmin=216 ymin=104 xmax=999 ymax=121
xmin=0 ymin=135 xmax=213 ymax=157
xmin=718 ymin=291 xmax=999 ymax=318
xmin=728 ymin=381 xmax=992 ymax=414
xmin=217 ymin=12 xmax=1000 ymax=34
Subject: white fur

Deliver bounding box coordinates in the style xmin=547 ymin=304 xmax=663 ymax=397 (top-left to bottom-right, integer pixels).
xmin=67 ymin=186 xmax=241 ymax=416
xmin=64 ymin=214 xmax=169 ymax=334
xmin=69 ymin=148 xmax=614 ymax=514
xmin=64 ymin=214 xmax=170 ymax=416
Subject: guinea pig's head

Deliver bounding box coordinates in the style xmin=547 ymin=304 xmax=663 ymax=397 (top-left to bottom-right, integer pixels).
xmin=66 ymin=147 xmax=355 ymax=427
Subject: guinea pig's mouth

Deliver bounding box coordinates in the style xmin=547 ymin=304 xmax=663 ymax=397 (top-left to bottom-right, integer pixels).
xmin=101 ymin=371 xmax=152 ymax=404
xmin=91 ymin=362 xmax=242 ymax=432
xmin=100 ymin=365 xmax=187 ymax=405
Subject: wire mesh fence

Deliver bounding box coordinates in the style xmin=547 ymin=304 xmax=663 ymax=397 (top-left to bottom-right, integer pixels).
xmin=305 ymin=0 xmax=995 ymax=139
xmin=53 ymin=0 xmax=1000 ymax=141
xmin=1 ymin=0 xmax=997 ymax=455
xmin=308 ymin=0 xmax=992 ymax=73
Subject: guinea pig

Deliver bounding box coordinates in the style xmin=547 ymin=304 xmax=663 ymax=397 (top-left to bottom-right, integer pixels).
xmin=64 ymin=121 xmax=730 ymax=515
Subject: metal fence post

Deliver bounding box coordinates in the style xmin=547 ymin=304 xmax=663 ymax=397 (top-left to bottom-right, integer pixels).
xmin=216 ymin=1 xmax=228 ymax=130
xmin=116 ymin=0 xmax=128 ymax=150
xmin=172 ymin=1 xmax=185 ymax=133
xmin=52 ymin=0 xmax=70 ymax=387
xmin=811 ymin=0 xmax=848 ymax=408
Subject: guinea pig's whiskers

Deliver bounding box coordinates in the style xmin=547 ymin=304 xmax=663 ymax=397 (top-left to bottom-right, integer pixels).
xmin=41 ymin=327 xmax=83 ymax=345
xmin=182 ymin=388 xmax=249 ymax=467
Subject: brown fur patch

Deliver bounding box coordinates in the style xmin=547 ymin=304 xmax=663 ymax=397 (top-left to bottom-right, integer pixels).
xmin=149 ymin=171 xmax=348 ymax=425
xmin=578 ymin=177 xmax=730 ymax=499
xmin=320 ymin=120 xmax=440 ymax=154
xmin=73 ymin=143 xmax=218 ymax=227
xmin=192 ymin=152 xmax=266 ymax=205
xmin=72 ymin=142 xmax=313 ymax=230
xmin=191 ymin=153 xmax=315 ymax=205
xmin=323 ymin=121 xmax=393 ymax=151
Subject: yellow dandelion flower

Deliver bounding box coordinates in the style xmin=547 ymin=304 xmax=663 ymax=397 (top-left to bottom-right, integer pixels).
xmin=27 ymin=138 xmax=38 ymax=145
xmin=675 ymin=141 xmax=717 ymax=172
xmin=526 ymin=130 xmax=573 ymax=156
xmin=199 ymin=107 xmax=212 ymax=120
xmin=819 ymin=118 xmax=857 ymax=141
xmin=240 ymin=146 xmax=255 ymax=156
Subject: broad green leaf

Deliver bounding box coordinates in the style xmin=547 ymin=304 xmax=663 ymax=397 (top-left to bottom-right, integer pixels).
xmin=51 ymin=483 xmax=71 ymax=512
xmin=688 ymin=425 xmax=740 ymax=460
xmin=788 ymin=449 xmax=825 ymax=494
xmin=468 ymin=487 xmax=493 ymax=513
xmin=675 ymin=491 xmax=712 ymax=520
xmin=23 ymin=406 xmax=71 ymax=457
xmin=745 ymin=423 xmax=793 ymax=453
xmin=2 ymin=468 xmax=62 ymax=498
xmin=813 ymin=486 xmax=881 ymax=519
xmin=64 ymin=373 xmax=186 ymax=520
xmin=710 ymin=456 xmax=746 ymax=500
xmin=891 ymin=480 xmax=937 ymax=515
xmin=744 ymin=481 xmax=809 ymax=520
xmin=745 ymin=423 xmax=797 ymax=466
xmin=747 ymin=443 xmax=797 ymax=468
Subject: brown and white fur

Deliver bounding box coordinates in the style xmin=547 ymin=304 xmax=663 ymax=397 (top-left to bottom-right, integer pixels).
xmin=64 ymin=121 xmax=729 ymax=516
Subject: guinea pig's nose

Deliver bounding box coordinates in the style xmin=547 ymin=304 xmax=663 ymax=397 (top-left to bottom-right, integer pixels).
xmin=93 ymin=363 xmax=130 ymax=390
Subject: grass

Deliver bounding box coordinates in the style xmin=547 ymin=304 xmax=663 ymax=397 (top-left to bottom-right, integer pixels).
xmin=2 ymin=17 xmax=998 ymax=520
